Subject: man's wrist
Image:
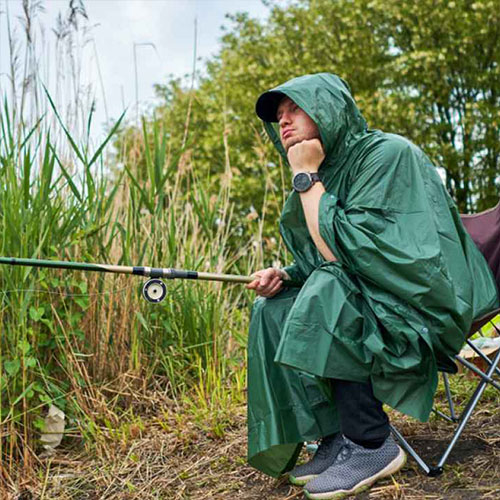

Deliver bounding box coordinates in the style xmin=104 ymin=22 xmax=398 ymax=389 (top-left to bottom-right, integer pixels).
xmin=280 ymin=269 xmax=291 ymax=281
xmin=291 ymin=165 xmax=319 ymax=174
xmin=297 ymin=179 xmax=325 ymax=198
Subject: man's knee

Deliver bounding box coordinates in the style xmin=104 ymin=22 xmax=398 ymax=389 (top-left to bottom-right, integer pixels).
xmin=250 ymin=288 xmax=299 ymax=322
xmin=248 ymin=288 xmax=300 ymax=348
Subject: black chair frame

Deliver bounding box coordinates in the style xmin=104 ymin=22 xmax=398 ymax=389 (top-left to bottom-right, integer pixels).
xmin=391 ymin=311 xmax=500 ymax=476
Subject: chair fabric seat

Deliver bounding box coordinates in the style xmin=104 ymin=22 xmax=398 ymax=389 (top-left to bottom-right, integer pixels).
xmin=461 ymin=203 xmax=500 ymax=288
xmin=461 ymin=203 xmax=500 ymax=337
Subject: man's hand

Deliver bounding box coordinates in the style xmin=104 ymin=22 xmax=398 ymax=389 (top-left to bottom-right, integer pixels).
xmin=246 ymin=267 xmax=288 ymax=297
xmin=287 ymin=138 xmax=325 ymax=174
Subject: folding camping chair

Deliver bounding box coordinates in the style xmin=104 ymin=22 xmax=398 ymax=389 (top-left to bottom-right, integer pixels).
xmin=391 ymin=201 xmax=500 ymax=476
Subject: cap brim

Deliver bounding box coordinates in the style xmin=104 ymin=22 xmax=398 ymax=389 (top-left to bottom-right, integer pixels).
xmin=255 ymin=91 xmax=286 ymax=122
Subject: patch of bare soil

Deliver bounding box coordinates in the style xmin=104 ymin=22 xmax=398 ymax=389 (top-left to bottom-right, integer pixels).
xmin=3 ymin=384 xmax=500 ymax=499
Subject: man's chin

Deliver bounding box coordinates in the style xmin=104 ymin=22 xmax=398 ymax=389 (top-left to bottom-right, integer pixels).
xmin=283 ymin=137 xmax=302 ymax=152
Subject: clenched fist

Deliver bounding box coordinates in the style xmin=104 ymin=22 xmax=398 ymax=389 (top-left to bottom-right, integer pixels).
xmin=287 ymin=138 xmax=325 ymax=174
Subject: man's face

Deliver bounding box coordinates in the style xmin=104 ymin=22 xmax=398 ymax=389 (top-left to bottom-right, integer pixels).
xmin=276 ymin=96 xmax=320 ymax=152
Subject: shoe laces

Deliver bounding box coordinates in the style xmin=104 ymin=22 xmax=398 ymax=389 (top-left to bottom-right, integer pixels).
xmin=315 ymin=434 xmax=338 ymax=459
xmin=333 ymin=441 xmax=352 ymax=464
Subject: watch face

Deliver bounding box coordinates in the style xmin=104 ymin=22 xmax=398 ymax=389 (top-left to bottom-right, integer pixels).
xmin=293 ymin=172 xmax=311 ymax=192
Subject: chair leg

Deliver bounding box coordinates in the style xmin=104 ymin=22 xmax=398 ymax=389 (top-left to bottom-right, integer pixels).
xmin=455 ymin=356 xmax=500 ymax=392
xmin=390 ymin=424 xmax=432 ymax=475
xmin=391 ymin=346 xmax=500 ymax=476
xmin=436 ymin=347 xmax=500 ymax=469
xmin=431 ymin=373 xmax=459 ymax=423
xmin=431 ymin=407 xmax=456 ymax=423
xmin=442 ymin=374 xmax=457 ymax=421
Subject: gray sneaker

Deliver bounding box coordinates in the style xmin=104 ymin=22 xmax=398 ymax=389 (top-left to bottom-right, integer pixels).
xmin=304 ymin=435 xmax=406 ymax=499
xmin=288 ymin=433 xmax=344 ymax=486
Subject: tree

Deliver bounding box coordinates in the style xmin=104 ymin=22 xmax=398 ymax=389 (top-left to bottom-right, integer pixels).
xmin=120 ymin=0 xmax=500 ymax=252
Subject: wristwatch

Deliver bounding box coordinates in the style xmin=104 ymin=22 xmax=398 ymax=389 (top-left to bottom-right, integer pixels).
xmin=292 ymin=171 xmax=322 ymax=193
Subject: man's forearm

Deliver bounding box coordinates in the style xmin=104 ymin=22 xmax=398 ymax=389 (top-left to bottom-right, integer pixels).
xmin=286 ymin=137 xmax=337 ymax=262
xmin=298 ymin=182 xmax=337 ymax=262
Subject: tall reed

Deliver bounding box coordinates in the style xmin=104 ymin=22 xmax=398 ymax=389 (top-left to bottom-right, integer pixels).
xmin=0 ymin=2 xmax=281 ymax=494
xmin=0 ymin=88 xmax=270 ymax=486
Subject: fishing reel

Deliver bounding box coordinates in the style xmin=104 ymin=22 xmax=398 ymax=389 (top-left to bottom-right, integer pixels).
xmin=142 ymin=279 xmax=167 ymax=303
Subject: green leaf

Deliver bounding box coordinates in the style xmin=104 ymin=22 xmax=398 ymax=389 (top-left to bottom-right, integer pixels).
xmin=135 ymin=311 xmax=150 ymax=333
xmin=74 ymin=297 xmax=88 ymax=310
xmin=25 ymin=357 xmax=37 ymax=368
xmin=88 ymin=109 xmax=126 ymax=168
xmin=4 ymin=359 xmax=21 ymax=377
xmin=77 ymin=281 xmax=88 ymax=294
xmin=18 ymin=339 xmax=31 ymax=355
xmin=34 ymin=417 xmax=46 ymax=430
xmin=43 ymin=85 xmax=86 ymax=164
xmin=29 ymin=306 xmax=45 ymax=322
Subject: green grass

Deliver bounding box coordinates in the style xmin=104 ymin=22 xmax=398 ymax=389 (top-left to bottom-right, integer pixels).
xmin=0 ymin=89 xmax=266 ymax=491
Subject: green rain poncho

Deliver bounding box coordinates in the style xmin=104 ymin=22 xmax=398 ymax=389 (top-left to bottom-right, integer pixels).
xmin=247 ymin=73 xmax=499 ymax=477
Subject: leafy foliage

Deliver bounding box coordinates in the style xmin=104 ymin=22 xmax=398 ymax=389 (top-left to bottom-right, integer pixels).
xmin=137 ymin=0 xmax=499 ymax=221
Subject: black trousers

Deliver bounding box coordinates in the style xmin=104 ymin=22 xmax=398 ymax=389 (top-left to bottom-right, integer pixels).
xmin=332 ymin=379 xmax=390 ymax=447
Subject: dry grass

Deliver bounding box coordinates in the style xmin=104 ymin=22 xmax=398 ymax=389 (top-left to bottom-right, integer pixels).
xmin=2 ymin=374 xmax=499 ymax=500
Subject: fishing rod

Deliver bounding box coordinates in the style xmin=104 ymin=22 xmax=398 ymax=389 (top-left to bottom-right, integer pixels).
xmin=0 ymin=257 xmax=300 ymax=303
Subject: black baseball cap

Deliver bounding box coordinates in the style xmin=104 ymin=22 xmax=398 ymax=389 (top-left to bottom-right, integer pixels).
xmin=255 ymin=90 xmax=287 ymax=122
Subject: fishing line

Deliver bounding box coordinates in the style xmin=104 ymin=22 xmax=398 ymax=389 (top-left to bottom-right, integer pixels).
xmin=0 ymin=284 xmax=134 ymax=298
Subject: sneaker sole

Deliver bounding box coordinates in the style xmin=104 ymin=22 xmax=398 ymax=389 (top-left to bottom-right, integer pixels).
xmin=304 ymin=447 xmax=407 ymax=500
xmin=289 ymin=473 xmax=318 ymax=486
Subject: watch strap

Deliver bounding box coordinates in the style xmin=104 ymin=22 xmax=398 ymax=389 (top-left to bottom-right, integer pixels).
xmin=310 ymin=172 xmax=322 ymax=184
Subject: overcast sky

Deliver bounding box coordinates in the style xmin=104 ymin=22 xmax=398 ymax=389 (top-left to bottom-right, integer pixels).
xmin=0 ymin=0 xmax=276 ymax=139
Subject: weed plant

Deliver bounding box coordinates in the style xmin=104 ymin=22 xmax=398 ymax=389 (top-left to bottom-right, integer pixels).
xmin=0 ymin=85 xmax=269 ymax=487
xmin=0 ymin=2 xmax=278 ymax=492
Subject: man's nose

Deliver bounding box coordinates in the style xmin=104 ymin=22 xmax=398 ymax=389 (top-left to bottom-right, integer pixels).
xmin=279 ymin=112 xmax=291 ymax=127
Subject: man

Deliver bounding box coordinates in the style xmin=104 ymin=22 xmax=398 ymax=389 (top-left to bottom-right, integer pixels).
xmin=245 ymin=73 xmax=499 ymax=499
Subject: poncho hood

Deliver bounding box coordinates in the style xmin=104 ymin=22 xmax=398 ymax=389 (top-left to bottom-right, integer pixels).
xmin=255 ymin=73 xmax=368 ymax=168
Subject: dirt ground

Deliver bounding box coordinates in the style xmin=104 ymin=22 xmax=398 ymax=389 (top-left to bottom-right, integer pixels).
xmin=4 ymin=376 xmax=500 ymax=499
